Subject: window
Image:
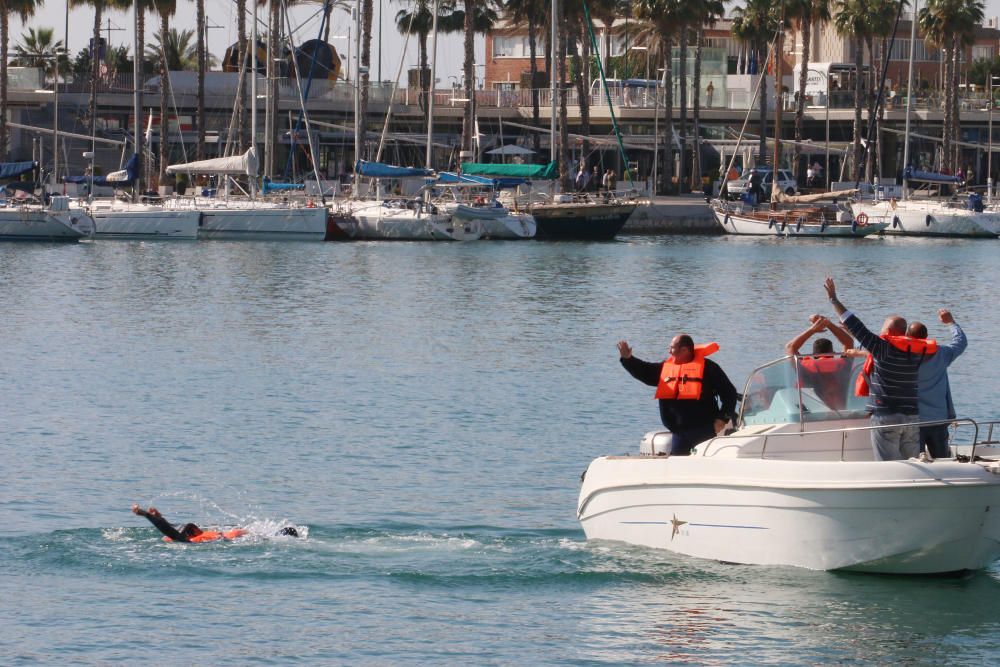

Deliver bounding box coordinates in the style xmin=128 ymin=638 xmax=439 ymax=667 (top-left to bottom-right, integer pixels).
xmin=973 ymin=45 xmax=994 ymax=62
xmin=492 ymin=35 xmax=528 ymax=58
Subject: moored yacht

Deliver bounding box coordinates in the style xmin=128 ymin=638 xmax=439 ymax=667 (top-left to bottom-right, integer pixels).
xmin=578 ymin=355 xmax=1000 ymax=574
xmin=0 ymin=195 xmax=94 ymax=241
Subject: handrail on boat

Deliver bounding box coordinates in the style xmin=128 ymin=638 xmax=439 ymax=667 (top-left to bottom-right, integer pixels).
xmin=743 ymin=417 xmax=986 ymax=461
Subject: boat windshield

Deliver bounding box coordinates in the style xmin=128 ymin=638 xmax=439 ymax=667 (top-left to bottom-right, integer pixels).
xmin=739 ymin=355 xmax=870 ymax=426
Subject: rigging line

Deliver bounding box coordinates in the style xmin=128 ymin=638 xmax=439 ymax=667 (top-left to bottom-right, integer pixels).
xmin=582 ymin=0 xmax=632 ymax=183
xmin=374 ymin=5 xmax=416 ymax=163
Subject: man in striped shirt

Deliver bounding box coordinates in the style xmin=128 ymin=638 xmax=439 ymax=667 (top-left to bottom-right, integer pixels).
xmin=824 ymin=277 xmax=929 ymax=460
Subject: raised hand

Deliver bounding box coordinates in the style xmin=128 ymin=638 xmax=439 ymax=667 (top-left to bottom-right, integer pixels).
xmin=939 ymin=309 xmax=955 ymax=324
xmin=617 ymin=340 xmax=632 ymax=359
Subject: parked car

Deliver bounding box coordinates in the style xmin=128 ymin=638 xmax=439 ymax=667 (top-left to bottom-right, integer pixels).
xmin=727 ymin=168 xmax=797 ymax=200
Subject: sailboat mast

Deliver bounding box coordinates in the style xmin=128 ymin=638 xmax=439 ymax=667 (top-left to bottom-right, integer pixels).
xmin=901 ymin=0 xmax=918 ymax=200
xmin=53 ymin=0 xmax=69 ymax=195
xmin=770 ymin=3 xmax=784 ymax=205
xmin=549 ymin=0 xmax=556 ymax=163
xmin=133 ymin=0 xmax=142 ymax=200
xmin=425 ymin=0 xmax=439 ymax=170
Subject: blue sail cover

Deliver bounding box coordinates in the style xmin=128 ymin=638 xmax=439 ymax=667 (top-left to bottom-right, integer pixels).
xmin=436 ymin=172 xmax=527 ymax=190
xmin=65 ymin=154 xmax=139 ymax=186
xmin=903 ymin=167 xmax=961 ymax=184
xmin=356 ymin=160 xmax=434 ymax=179
xmin=262 ymin=178 xmax=306 ymax=194
xmin=0 ymin=161 xmax=37 ymax=180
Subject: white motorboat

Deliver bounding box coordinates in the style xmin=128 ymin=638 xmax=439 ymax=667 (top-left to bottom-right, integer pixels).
xmin=713 ymin=200 xmax=887 ymax=237
xmin=89 ymin=201 xmax=200 ymax=239
xmin=578 ymin=355 xmax=1000 ymax=574
xmin=0 ymin=196 xmax=94 ymax=241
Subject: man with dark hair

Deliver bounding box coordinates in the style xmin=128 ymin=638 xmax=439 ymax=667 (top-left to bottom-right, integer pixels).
xmin=824 ymin=278 xmax=936 ymax=460
xmin=784 ymin=314 xmax=857 ymax=410
xmin=617 ymin=334 xmax=738 ymax=456
xmin=131 ymin=505 xmax=299 ymax=542
xmin=908 ymin=309 xmax=967 ymax=458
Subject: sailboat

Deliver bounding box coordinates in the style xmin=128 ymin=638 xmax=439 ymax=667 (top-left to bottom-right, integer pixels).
xmin=0 ymin=161 xmax=93 ymax=240
xmin=709 ymin=21 xmax=885 ymax=238
xmin=849 ymin=0 xmax=997 ymax=238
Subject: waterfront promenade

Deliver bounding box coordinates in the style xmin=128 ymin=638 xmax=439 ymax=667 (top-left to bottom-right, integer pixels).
xmin=625 ymin=194 xmax=719 ymax=234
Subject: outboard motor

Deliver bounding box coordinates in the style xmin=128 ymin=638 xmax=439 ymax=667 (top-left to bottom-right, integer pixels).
xmin=640 ymin=431 xmax=673 ymax=456
xmin=969 ymin=192 xmax=984 ymax=212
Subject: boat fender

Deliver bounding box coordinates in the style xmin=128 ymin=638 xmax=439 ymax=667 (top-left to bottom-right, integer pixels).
xmin=724 ymin=213 xmax=731 ymax=226
xmin=820 ymin=220 xmax=828 ymax=232
xmin=892 ymin=215 xmax=900 ymax=228
xmin=779 ymin=218 xmax=787 ymax=232
xmin=926 ymin=214 xmax=933 ymax=226
xmin=768 ymin=217 xmax=776 ymax=229
xmin=795 ymin=215 xmax=805 ymax=232
xmin=851 ymin=219 xmax=858 ymax=233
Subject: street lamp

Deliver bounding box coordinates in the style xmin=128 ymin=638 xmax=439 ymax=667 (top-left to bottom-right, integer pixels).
xmin=807 ymin=67 xmax=831 ymax=189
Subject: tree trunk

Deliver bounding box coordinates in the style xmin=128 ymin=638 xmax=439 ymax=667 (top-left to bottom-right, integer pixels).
xmin=528 ymin=11 xmax=540 ymax=154
xmin=158 ymin=13 xmax=170 ymax=186
xmin=571 ymin=20 xmax=590 ymax=157
xmin=952 ymin=37 xmax=960 ymax=171
xmin=237 ymin=0 xmax=248 ymax=152
xmin=0 ymin=14 xmax=8 ymax=161
xmin=852 ymin=36 xmax=863 ymax=181
xmin=419 ymin=31 xmax=429 ymax=125
xmin=137 ymin=10 xmax=146 ymax=187
xmin=664 ymin=35 xmax=675 ymax=193
xmin=360 ymin=0 xmax=373 ymax=160
xmin=795 ymin=18 xmax=811 ymax=184
xmin=864 ymin=36 xmax=875 ymax=182
xmin=678 ymin=26 xmax=688 ymax=192
xmin=197 ymin=0 xmax=206 ymax=161
xmin=558 ymin=23 xmax=570 ymax=191
xmin=266 ymin=0 xmax=280 ymax=178
xmin=758 ymin=44 xmax=767 ymax=166
xmin=692 ymin=25 xmax=703 ymax=191
xmin=91 ymin=2 xmax=103 ymax=152
xmin=942 ymin=43 xmax=953 ymax=172
xmin=462 ymin=0 xmax=475 ymax=154
xmin=582 ymin=19 xmax=591 ymax=156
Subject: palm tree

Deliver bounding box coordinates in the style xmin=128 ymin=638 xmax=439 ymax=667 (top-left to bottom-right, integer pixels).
xmin=501 ymin=0 xmax=545 ymax=154
xmin=787 ymin=0 xmax=830 ymax=182
xmin=864 ymin=0 xmax=901 ymax=180
xmin=360 ymin=0 xmax=373 ymax=159
xmin=834 ymin=0 xmax=868 ymax=180
xmin=197 ymin=0 xmax=206 ymax=161
xmin=732 ymin=0 xmax=779 ymax=169
xmin=12 ymin=27 xmax=65 ymax=85
xmin=146 ymin=28 xmax=202 ymax=70
xmin=1 ymin=0 xmax=41 ymax=160
xmin=396 ymin=0 xmax=456 ymax=123
xmin=448 ymin=1 xmax=498 ymax=156
xmin=152 ymin=0 xmax=178 ymax=187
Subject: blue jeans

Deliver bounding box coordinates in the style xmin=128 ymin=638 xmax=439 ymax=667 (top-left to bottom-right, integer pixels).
xmin=669 ymin=424 xmax=718 ymax=456
xmin=919 ymin=423 xmax=951 ymax=459
xmin=871 ymin=413 xmax=920 ymax=460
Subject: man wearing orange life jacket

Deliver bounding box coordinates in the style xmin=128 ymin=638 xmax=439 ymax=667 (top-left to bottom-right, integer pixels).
xmin=617 ymin=334 xmax=738 ymax=456
xmin=824 ymin=277 xmax=932 ymax=460
xmin=131 ymin=505 xmax=298 ymax=542
xmin=784 ymin=314 xmax=859 ymax=410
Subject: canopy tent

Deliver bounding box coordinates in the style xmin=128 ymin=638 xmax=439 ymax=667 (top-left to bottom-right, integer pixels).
xmin=460 ymin=162 xmax=558 ymax=180
xmin=0 ymin=161 xmax=37 ymax=180
xmin=356 ymin=160 xmax=435 ymax=179
xmin=167 ymin=148 xmax=259 ymax=176
xmin=485 ymin=144 xmax=535 ymax=156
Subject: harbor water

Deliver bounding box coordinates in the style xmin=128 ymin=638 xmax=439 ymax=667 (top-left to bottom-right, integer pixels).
xmin=3 ymin=235 xmax=1000 ymax=665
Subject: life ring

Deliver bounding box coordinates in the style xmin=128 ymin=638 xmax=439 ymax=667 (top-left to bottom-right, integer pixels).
xmin=307 ymin=199 xmax=316 ymax=208
xmin=855 ymin=212 xmax=869 ymax=226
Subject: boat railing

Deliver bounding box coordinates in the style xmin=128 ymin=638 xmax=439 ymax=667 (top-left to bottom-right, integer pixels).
xmin=747 ymin=417 xmax=989 ymax=461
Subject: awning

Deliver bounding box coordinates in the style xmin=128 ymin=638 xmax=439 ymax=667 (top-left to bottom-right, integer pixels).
xmin=0 ymin=161 xmax=37 ymax=180
xmin=460 ymin=161 xmax=557 ymax=180
xmin=485 ymin=144 xmax=535 ymax=156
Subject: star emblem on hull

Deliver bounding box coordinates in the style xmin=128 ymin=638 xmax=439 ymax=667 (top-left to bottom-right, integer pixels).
xmin=670 ymin=514 xmax=687 ymax=540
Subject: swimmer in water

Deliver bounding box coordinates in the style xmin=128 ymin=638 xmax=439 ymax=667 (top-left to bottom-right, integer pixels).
xmin=131 ymin=505 xmax=299 ymax=542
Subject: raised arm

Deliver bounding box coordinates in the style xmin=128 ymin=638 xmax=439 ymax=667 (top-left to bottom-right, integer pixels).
xmin=618 ymin=340 xmax=663 ymax=387
xmin=823 ymin=317 xmax=856 ymax=351
xmin=784 ymin=317 xmax=825 ymax=356
xmin=132 ymin=505 xmax=188 ymax=542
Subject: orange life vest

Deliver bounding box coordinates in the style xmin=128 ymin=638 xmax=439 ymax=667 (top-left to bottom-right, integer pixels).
xmin=163 ymin=528 xmax=248 ymax=543
xmin=854 ymin=335 xmax=938 ymax=396
xmin=800 ymin=355 xmax=849 ymax=374
xmin=654 ymin=342 xmax=719 ymax=401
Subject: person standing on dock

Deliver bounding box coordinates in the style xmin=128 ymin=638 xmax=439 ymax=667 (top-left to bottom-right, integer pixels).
xmin=617 ymin=335 xmax=738 ymax=456
xmin=824 ymin=278 xmax=936 ymax=460
xmin=907 ymin=310 xmax=967 ymax=459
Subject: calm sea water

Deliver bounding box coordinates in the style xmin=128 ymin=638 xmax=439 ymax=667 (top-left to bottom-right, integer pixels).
xmin=2 ymin=235 xmax=1000 ymax=665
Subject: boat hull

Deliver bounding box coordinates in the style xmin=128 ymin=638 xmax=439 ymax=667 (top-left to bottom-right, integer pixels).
xmin=531 ymin=202 xmax=636 ymax=239
xmin=578 ymin=456 xmax=1000 ymax=573
xmin=851 ymin=200 xmax=999 ymax=237
xmin=350 ymin=205 xmax=481 ymax=241
xmin=176 ymin=203 xmax=327 ymax=240
xmin=713 ymin=206 xmax=886 ymax=237
xmin=0 ymin=206 xmax=93 ymax=241
xmin=91 ymin=205 xmax=200 ymax=239
xmin=480 ymin=213 xmax=536 ymax=239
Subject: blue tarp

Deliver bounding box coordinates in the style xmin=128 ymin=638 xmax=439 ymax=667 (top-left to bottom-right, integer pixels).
xmin=0 ymin=161 xmax=36 ymax=180
xmin=903 ymin=167 xmax=961 ymax=184
xmin=65 ymin=154 xmax=139 ymax=187
xmin=262 ymin=178 xmax=306 ymax=194
xmin=356 ymin=160 xmax=435 ymax=179
xmin=436 ymin=172 xmax=527 ymax=190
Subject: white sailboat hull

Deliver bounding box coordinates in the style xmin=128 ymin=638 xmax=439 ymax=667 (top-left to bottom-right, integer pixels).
xmin=480 ymin=212 xmax=537 ymax=239
xmin=0 ymin=203 xmax=94 ymax=240
xmin=169 ymin=200 xmax=327 ymax=240
xmin=578 ymin=455 xmax=1000 ymax=573
xmin=90 ymin=203 xmax=200 ymax=239
xmin=712 ymin=206 xmax=886 ymax=237
xmin=349 ymin=205 xmax=482 ymax=241
xmin=851 ymin=200 xmax=999 ymax=237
